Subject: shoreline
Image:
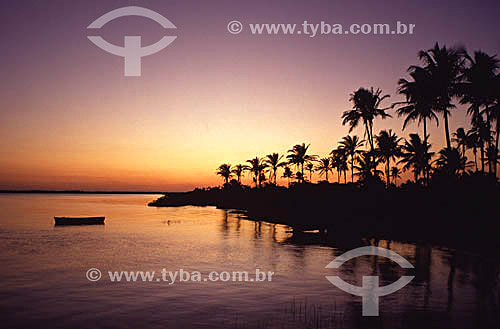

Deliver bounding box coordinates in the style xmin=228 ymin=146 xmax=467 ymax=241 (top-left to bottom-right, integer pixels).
xmin=149 ymin=180 xmax=500 ymax=256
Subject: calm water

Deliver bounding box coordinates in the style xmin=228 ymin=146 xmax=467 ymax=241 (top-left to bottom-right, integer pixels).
xmin=0 ymin=194 xmax=498 ymax=329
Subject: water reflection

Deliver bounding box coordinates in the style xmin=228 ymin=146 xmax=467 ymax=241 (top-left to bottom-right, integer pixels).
xmin=0 ymin=194 xmax=498 ymax=329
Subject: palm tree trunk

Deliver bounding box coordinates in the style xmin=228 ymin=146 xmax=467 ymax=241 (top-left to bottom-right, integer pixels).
xmin=351 ymin=158 xmax=354 ymax=183
xmin=423 ymin=118 xmax=429 ymax=186
xmin=486 ymin=112 xmax=493 ymax=173
xmin=495 ymin=124 xmax=499 ymax=176
xmin=444 ymin=111 xmax=451 ymax=149
xmin=343 ymin=170 xmax=347 ymax=184
xmin=386 ymin=159 xmax=390 ymax=187
xmin=326 ymin=171 xmax=329 ymax=182
xmin=480 ymin=140 xmax=485 ymax=172
xmin=274 ymin=169 xmax=277 ymax=185
xmin=337 ymin=169 xmax=340 ymax=183
xmin=473 ymin=147 xmax=478 ymax=172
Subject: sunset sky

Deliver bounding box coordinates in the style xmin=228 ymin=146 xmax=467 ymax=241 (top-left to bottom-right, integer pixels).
xmin=1 ymin=0 xmax=499 ymax=191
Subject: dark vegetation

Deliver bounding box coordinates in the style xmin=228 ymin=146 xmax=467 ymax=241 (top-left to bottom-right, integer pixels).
xmin=150 ymin=42 xmax=500 ymax=254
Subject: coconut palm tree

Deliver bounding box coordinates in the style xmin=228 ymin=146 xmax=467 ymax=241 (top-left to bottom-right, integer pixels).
xmin=394 ymin=66 xmax=439 ymax=152
xmin=330 ymin=148 xmax=348 ymax=183
xmin=231 ymin=164 xmax=247 ymax=184
xmin=466 ymin=128 xmax=480 ymax=171
xmin=416 ymin=43 xmax=466 ymax=149
xmin=216 ymin=164 xmax=232 ymax=184
xmin=452 ymin=128 xmax=468 ymax=157
xmin=338 ymin=135 xmax=364 ymax=182
xmin=264 ymin=153 xmax=286 ymax=185
xmin=330 ymin=150 xmax=342 ymax=183
xmin=486 ymin=144 xmax=499 ymax=173
xmin=398 ymin=134 xmax=434 ymax=183
xmin=394 ymin=66 xmax=440 ymax=185
xmin=460 ymin=50 xmax=499 ymax=173
xmin=435 ymin=147 xmax=468 ymax=176
xmin=470 ymin=115 xmax=493 ymax=172
xmin=375 ymin=130 xmax=401 ymax=187
xmin=282 ymin=166 xmax=294 ymax=187
xmin=287 ymin=143 xmax=315 ymax=182
xmin=354 ymin=152 xmax=383 ymax=183
xmin=305 ymin=162 xmax=315 ymax=182
xmin=246 ymin=157 xmax=267 ymax=188
xmin=295 ymin=171 xmax=304 ymax=183
xmin=316 ymin=157 xmax=332 ymax=182
xmin=342 ymin=87 xmax=391 ymax=159
xmin=390 ymin=166 xmax=402 ymax=186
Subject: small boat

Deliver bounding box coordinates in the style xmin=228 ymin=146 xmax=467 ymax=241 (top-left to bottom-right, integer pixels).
xmin=54 ymin=216 xmax=105 ymax=225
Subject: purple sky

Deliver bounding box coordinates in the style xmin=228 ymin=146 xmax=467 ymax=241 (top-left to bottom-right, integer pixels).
xmin=0 ymin=0 xmax=499 ymax=190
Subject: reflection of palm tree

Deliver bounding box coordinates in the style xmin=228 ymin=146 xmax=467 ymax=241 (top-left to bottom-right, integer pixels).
xmin=316 ymin=158 xmax=332 ymax=182
xmin=416 ymin=43 xmax=465 ymax=148
xmin=398 ymin=134 xmax=434 ymax=183
xmin=216 ymin=164 xmax=232 ymax=184
xmin=375 ymin=129 xmax=401 ymax=187
xmin=246 ymin=157 xmax=267 ymax=188
xmin=231 ymin=164 xmax=246 ymax=184
xmin=342 ymin=87 xmax=391 ymax=167
xmin=390 ymin=166 xmax=402 ymax=185
xmin=281 ymin=166 xmax=294 ymax=187
xmin=339 ymin=135 xmax=364 ymax=182
xmin=287 ymin=143 xmax=315 ymax=183
xmin=265 ymin=153 xmax=286 ymax=185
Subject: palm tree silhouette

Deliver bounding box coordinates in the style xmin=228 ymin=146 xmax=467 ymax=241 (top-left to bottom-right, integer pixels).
xmin=375 ymin=130 xmax=401 ymax=187
xmin=470 ymin=115 xmax=493 ymax=172
xmin=231 ymin=164 xmax=247 ymax=184
xmin=338 ymin=135 xmax=364 ymax=182
xmin=246 ymin=157 xmax=267 ymax=188
xmin=306 ymin=162 xmax=315 ymax=182
xmin=287 ymin=143 xmax=315 ymax=183
xmin=354 ymin=152 xmax=383 ymax=183
xmin=435 ymin=147 xmax=468 ymax=176
xmin=465 ymin=128 xmax=480 ymax=171
xmin=331 ymin=148 xmax=348 ymax=183
xmin=390 ymin=166 xmax=402 ymax=186
xmin=216 ymin=164 xmax=233 ymax=184
xmin=398 ymin=134 xmax=434 ymax=183
xmin=316 ymin=157 xmax=332 ymax=182
xmin=460 ymin=50 xmax=499 ymax=174
xmin=342 ymin=87 xmax=391 ymax=173
xmin=394 ymin=65 xmax=439 ymax=184
xmin=265 ymin=153 xmax=286 ymax=185
xmin=281 ymin=166 xmax=294 ymax=187
xmin=416 ymin=43 xmax=466 ymax=148
xmin=452 ymin=128 xmax=468 ymax=157
xmin=295 ymin=171 xmax=304 ymax=183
